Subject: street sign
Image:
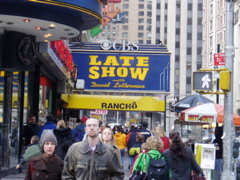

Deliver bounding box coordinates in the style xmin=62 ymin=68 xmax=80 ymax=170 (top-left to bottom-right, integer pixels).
xmin=193 ymin=72 xmax=213 ymax=91
xmin=214 ymin=53 xmax=225 ymax=66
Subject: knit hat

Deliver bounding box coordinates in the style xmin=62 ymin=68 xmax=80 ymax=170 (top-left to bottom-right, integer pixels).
xmin=41 ymin=132 xmax=57 ymax=146
xmin=80 ymin=116 xmax=88 ymax=123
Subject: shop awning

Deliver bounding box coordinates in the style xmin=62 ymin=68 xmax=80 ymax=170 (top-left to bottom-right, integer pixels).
xmin=61 ymin=94 xmax=165 ymax=111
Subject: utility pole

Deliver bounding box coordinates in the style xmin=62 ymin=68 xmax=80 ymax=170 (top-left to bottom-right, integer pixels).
xmin=221 ymin=0 xmax=235 ymax=179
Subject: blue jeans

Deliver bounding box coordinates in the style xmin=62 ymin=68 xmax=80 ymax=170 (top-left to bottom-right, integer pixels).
xmin=128 ymin=154 xmax=134 ymax=166
xmin=120 ymin=149 xmax=125 ymax=166
xmin=215 ymin=159 xmax=223 ymax=172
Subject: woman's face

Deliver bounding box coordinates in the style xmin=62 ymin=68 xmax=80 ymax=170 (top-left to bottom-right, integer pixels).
xmin=43 ymin=142 xmax=56 ymax=156
xmin=102 ymin=129 xmax=113 ymax=142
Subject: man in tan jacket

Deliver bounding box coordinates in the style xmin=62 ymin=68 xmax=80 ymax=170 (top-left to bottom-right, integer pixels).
xmin=62 ymin=117 xmax=124 ymax=180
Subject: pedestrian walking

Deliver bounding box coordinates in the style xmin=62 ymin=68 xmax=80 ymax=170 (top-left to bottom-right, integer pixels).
xmin=24 ymin=115 xmax=41 ymax=146
xmin=71 ymin=116 xmax=87 ymax=142
xmin=126 ymin=125 xmax=140 ymax=169
xmin=163 ymin=130 xmax=204 ymax=180
xmin=155 ymin=124 xmax=170 ymax=152
xmin=25 ymin=133 xmax=63 ymax=180
xmin=213 ymin=126 xmax=223 ymax=179
xmin=114 ymin=125 xmax=127 ymax=166
xmin=16 ymin=135 xmax=41 ymax=169
xmin=62 ymin=117 xmax=124 ymax=180
xmin=101 ymin=127 xmax=122 ymax=167
xmin=38 ymin=114 xmax=56 ymax=140
xmin=140 ymin=121 xmax=152 ymax=142
xmin=53 ymin=120 xmax=76 ymax=160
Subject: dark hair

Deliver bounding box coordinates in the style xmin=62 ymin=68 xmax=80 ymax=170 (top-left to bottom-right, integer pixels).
xmin=46 ymin=114 xmax=54 ymax=122
xmin=215 ymin=126 xmax=223 ymax=138
xmin=169 ymin=130 xmax=188 ymax=162
xmin=142 ymin=121 xmax=148 ymax=128
xmin=113 ymin=125 xmax=125 ymax=134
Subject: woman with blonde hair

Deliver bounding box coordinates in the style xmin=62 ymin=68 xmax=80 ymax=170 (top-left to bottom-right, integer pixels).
xmin=101 ymin=127 xmax=122 ymax=167
xmin=53 ymin=120 xmax=75 ymax=160
xmin=130 ymin=136 xmax=169 ymax=179
xmin=155 ymin=124 xmax=170 ymax=152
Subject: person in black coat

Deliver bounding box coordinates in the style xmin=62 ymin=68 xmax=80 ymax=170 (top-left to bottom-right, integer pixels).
xmin=53 ymin=120 xmax=76 ymax=160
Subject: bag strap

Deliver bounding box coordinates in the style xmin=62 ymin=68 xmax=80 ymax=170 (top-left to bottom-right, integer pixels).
xmin=30 ymin=160 xmax=34 ymax=174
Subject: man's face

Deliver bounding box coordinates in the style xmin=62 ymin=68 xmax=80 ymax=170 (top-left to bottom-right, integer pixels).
xmin=30 ymin=117 xmax=36 ymax=124
xmin=85 ymin=118 xmax=100 ymax=138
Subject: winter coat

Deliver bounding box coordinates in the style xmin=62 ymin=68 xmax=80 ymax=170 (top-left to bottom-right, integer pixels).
xmin=25 ymin=153 xmax=63 ymax=180
xmin=71 ymin=124 xmax=85 ymax=141
xmin=126 ymin=129 xmax=140 ymax=150
xmin=62 ymin=139 xmax=124 ymax=180
xmin=160 ymin=136 xmax=170 ymax=153
xmin=24 ymin=122 xmax=41 ymax=145
xmin=163 ymin=147 xmax=203 ymax=180
xmin=140 ymin=128 xmax=152 ymax=142
xmin=114 ymin=132 xmax=127 ymax=149
xmin=53 ymin=127 xmax=76 ymax=160
xmin=38 ymin=122 xmax=56 ymax=138
xmin=19 ymin=143 xmax=41 ymax=167
xmin=132 ymin=149 xmax=166 ymax=173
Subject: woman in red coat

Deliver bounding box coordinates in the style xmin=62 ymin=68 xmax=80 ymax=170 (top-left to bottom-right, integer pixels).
xmin=155 ymin=124 xmax=170 ymax=153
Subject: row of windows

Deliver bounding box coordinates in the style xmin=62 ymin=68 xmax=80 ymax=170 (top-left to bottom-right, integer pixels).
xmin=139 ymin=11 xmax=152 ymax=16
xmin=123 ymin=4 xmax=152 ymax=9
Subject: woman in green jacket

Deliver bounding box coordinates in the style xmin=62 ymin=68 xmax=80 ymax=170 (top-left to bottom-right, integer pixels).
xmin=131 ymin=136 xmax=169 ymax=179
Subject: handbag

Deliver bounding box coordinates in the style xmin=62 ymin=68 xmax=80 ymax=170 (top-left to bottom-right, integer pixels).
xmin=129 ymin=153 xmax=147 ymax=180
xmin=129 ymin=170 xmax=147 ymax=180
xmin=191 ymin=171 xmax=206 ymax=180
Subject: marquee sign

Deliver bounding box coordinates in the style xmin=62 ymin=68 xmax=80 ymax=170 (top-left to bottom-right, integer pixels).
xmin=72 ymin=48 xmax=170 ymax=91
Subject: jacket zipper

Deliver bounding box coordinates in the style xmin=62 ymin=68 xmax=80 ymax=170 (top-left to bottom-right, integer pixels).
xmin=89 ymin=152 xmax=94 ymax=180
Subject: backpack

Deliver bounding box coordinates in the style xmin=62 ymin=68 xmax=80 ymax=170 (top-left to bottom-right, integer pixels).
xmin=147 ymin=153 xmax=169 ymax=180
xmin=74 ymin=128 xmax=85 ymax=141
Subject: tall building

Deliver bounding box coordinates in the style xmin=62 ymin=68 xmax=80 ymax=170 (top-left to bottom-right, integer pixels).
xmin=93 ymin=0 xmax=203 ymax=97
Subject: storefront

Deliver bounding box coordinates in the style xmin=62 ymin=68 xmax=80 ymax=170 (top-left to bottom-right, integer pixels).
xmin=0 ymin=0 xmax=104 ymax=175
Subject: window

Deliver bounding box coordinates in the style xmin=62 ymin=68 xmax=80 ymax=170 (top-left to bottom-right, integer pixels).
xmin=122 ymin=32 xmax=128 ymax=38
xmin=146 ymin=33 xmax=152 ymax=38
xmin=138 ymin=18 xmax=144 ymax=23
xmin=197 ymin=48 xmax=202 ymax=55
xmin=165 ymin=3 xmax=168 ymax=9
xmin=125 ymin=18 xmax=129 ymax=23
xmin=157 ymin=15 xmax=160 ymax=21
xmin=210 ymin=20 xmax=213 ymax=31
xmin=123 ymin=4 xmax=129 ymax=9
xmin=138 ymin=33 xmax=144 ymax=37
xmin=176 ymin=16 xmax=180 ymax=21
xmin=138 ymin=26 xmax=144 ymax=30
xmin=157 ymin=3 xmax=160 ymax=9
xmin=176 ymin=28 xmax=180 ymax=34
xmin=186 ymin=77 xmax=191 ymax=84
xmin=187 ymin=63 xmax=192 ymax=70
xmin=209 ymin=52 xmax=213 ymax=63
xmin=139 ymin=0 xmax=144 ymax=1
xmin=175 ymin=55 xmax=180 ymax=62
xmin=139 ymin=11 xmax=144 ymax=16
xmin=210 ymin=4 xmax=213 ymax=15
xmin=187 ymin=18 xmax=192 ymax=25
xmin=147 ymin=4 xmax=152 ymax=10
xmin=188 ymin=3 xmax=192 ymax=11
xmin=198 ymin=18 xmax=202 ymax=25
xmin=175 ymin=42 xmax=180 ymax=48
xmin=139 ymin=4 xmax=144 ymax=9
xmin=187 ymin=33 xmax=192 ymax=40
xmin=123 ymin=25 xmax=128 ymax=30
xmin=156 ymin=27 xmax=160 ymax=33
xmin=139 ymin=40 xmax=143 ymax=44
xmin=147 ymin=26 xmax=151 ymax=31
xmin=197 ymin=33 xmax=202 ymax=40
xmin=147 ymin=19 xmax=151 ymax=24
xmin=210 ymin=36 xmax=213 ymax=46
xmin=147 ymin=11 xmax=152 ymax=16
xmin=107 ymin=31 xmax=110 ymax=36
xmin=146 ymin=40 xmax=151 ymax=44
xmin=187 ymin=48 xmax=192 ymax=55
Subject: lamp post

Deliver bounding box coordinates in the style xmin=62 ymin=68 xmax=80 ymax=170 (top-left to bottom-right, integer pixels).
xmin=221 ymin=0 xmax=235 ymax=179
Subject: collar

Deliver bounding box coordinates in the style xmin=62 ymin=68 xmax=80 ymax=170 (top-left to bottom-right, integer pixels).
xmin=82 ymin=139 xmax=106 ymax=154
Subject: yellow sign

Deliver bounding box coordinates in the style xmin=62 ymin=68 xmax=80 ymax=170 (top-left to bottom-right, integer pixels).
xmin=61 ymin=94 xmax=165 ymax=111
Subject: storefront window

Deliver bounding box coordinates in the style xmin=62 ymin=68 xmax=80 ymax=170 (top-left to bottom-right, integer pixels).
xmin=0 ymin=71 xmax=4 ymax=168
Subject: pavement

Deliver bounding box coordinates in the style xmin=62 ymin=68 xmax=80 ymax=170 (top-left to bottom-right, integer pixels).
xmin=1 ymin=151 xmax=131 ymax=180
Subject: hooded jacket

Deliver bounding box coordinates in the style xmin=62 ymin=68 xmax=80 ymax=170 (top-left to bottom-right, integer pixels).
xmin=62 ymin=139 xmax=124 ymax=180
xmin=114 ymin=132 xmax=127 ymax=149
xmin=53 ymin=127 xmax=76 ymax=160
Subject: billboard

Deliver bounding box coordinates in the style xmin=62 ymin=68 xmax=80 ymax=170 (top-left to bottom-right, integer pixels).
xmin=72 ymin=51 xmax=170 ymax=91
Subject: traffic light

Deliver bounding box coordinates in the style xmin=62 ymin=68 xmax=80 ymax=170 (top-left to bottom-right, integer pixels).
xmin=193 ymin=72 xmax=213 ymax=91
xmin=233 ymin=139 xmax=240 ymax=158
xmin=220 ymin=70 xmax=231 ymax=91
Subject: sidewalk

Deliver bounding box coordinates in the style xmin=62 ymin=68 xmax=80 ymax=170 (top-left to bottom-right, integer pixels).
xmin=1 ymin=151 xmax=131 ymax=180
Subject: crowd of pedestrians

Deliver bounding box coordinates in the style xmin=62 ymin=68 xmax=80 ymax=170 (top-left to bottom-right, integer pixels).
xmin=20 ymin=115 xmax=208 ymax=180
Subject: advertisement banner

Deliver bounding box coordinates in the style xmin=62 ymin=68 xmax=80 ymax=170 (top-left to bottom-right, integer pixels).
xmin=72 ymin=51 xmax=170 ymax=91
